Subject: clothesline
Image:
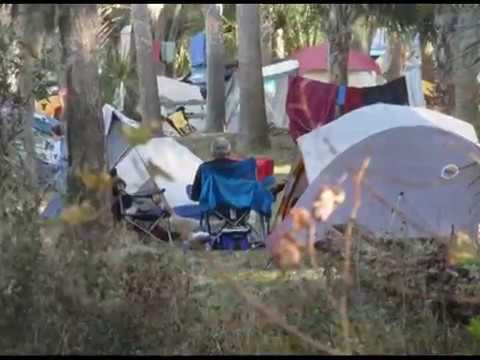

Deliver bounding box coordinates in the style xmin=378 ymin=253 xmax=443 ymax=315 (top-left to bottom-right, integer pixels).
xmin=286 ymin=73 xmax=423 ymax=141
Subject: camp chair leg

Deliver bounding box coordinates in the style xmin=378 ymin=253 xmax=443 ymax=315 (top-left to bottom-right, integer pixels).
xmin=166 ymin=218 xmax=174 ymax=246
xmin=264 ymin=257 xmax=273 ymax=270
xmin=125 ymin=217 xmax=165 ymax=243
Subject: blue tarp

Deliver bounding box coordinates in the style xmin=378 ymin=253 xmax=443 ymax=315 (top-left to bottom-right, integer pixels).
xmin=190 ymin=32 xmax=206 ymax=67
xmin=198 ymin=158 xmax=274 ymax=216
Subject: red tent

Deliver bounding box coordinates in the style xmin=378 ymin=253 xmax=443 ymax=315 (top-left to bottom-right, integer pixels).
xmin=292 ymin=43 xmax=381 ymax=76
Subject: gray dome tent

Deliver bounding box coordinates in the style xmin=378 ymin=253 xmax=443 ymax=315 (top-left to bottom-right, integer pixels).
xmin=268 ymin=104 xmax=480 ymax=249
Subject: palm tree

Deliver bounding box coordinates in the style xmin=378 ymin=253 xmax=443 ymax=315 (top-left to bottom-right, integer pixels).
xmin=58 ymin=4 xmax=105 ymax=194
xmin=204 ymin=4 xmax=225 ymax=132
xmin=237 ymin=4 xmax=271 ymax=150
xmin=131 ymin=4 xmax=163 ymax=132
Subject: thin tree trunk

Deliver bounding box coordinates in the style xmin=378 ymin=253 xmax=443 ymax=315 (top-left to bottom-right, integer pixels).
xmin=17 ymin=4 xmax=46 ymax=189
xmin=273 ymin=28 xmax=285 ymax=61
xmin=59 ymin=5 xmax=105 ymax=195
xmin=260 ymin=6 xmax=273 ymax=66
xmin=420 ymin=40 xmax=435 ymax=83
xmin=384 ymin=31 xmax=405 ymax=82
xmin=327 ymin=5 xmax=353 ymax=85
xmin=454 ymin=69 xmax=479 ymax=130
xmin=152 ymin=4 xmax=172 ymax=77
xmin=261 ymin=23 xmax=273 ymax=66
xmin=451 ymin=7 xmax=480 ymax=130
xmin=204 ymin=4 xmax=225 ymax=132
xmin=237 ymin=4 xmax=271 ymax=150
xmin=433 ymin=5 xmax=457 ymax=115
xmin=131 ymin=4 xmax=163 ymax=131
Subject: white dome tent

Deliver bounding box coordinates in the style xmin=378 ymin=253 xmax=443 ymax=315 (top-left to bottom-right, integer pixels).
xmin=103 ymin=104 xmax=202 ymax=207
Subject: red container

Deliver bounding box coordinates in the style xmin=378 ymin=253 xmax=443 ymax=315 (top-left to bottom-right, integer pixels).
xmin=256 ymin=157 xmax=274 ymax=181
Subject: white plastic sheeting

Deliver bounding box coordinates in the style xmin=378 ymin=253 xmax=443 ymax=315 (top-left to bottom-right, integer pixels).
xmin=103 ymin=104 xmax=202 ymax=207
xmin=117 ymin=138 xmax=202 ymax=207
xmin=405 ymin=64 xmax=425 ymax=107
xmin=157 ymin=76 xmax=205 ymax=107
xmin=226 ymin=60 xmax=299 ymax=133
xmin=300 ymin=70 xmax=385 ymax=87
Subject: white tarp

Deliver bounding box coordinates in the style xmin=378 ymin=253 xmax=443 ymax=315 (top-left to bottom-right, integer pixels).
xmin=298 ymin=104 xmax=478 ymax=184
xmin=370 ymin=28 xmax=388 ymax=57
xmin=300 ymin=70 xmax=385 ymax=87
xmin=117 ymin=137 xmax=202 ymax=207
xmin=405 ymin=64 xmax=425 ymax=107
xmin=103 ymin=103 xmax=139 ymax=136
xmin=226 ymin=60 xmax=299 ymax=132
xmin=103 ymin=104 xmax=202 ymax=207
xmin=119 ymin=25 xmax=132 ymax=61
xmin=157 ymin=76 xmax=205 ymax=107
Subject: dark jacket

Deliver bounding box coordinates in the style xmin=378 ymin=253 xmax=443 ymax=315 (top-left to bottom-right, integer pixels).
xmin=190 ymin=158 xmax=238 ymax=202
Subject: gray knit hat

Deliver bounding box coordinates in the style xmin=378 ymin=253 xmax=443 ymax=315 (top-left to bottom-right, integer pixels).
xmin=211 ymin=137 xmax=231 ymax=158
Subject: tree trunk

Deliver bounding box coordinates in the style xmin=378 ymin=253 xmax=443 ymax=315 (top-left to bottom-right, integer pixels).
xmin=59 ymin=5 xmax=105 ymax=194
xmin=152 ymin=4 xmax=172 ymax=77
xmin=433 ymin=5 xmax=457 ymax=115
xmin=454 ymin=69 xmax=479 ymax=130
xmin=237 ymin=4 xmax=271 ymax=150
xmin=273 ymin=28 xmax=285 ymax=61
xmin=327 ymin=5 xmax=353 ymax=85
xmin=351 ymin=16 xmax=374 ymax=55
xmin=420 ymin=40 xmax=435 ymax=83
xmin=123 ymin=23 xmax=141 ymax=122
xmin=383 ymin=32 xmax=405 ymax=82
xmin=204 ymin=4 xmax=225 ymax=132
xmin=17 ymin=4 xmax=47 ymax=189
xmin=451 ymin=8 xmax=480 ymax=130
xmin=131 ymin=4 xmax=163 ymax=131
xmin=260 ymin=6 xmax=273 ymax=66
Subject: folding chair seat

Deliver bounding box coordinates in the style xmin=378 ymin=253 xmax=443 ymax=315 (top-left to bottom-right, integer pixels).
xmin=117 ymin=189 xmax=175 ymax=244
xmin=166 ymin=107 xmax=196 ymax=136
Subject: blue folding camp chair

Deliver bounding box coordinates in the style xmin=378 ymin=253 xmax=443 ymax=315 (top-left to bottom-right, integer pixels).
xmin=197 ymin=158 xmax=274 ymax=251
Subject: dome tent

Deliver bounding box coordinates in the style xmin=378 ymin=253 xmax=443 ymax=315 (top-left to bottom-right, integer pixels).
xmin=268 ymin=104 xmax=480 ymax=250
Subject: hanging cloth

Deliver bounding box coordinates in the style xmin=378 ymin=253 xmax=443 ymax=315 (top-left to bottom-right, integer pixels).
xmin=152 ymin=40 xmax=161 ymax=63
xmin=286 ymin=76 xmax=338 ymax=141
xmin=190 ymin=32 xmax=206 ymax=67
xmin=336 ymin=85 xmax=347 ymax=106
xmin=404 ymin=65 xmax=426 ymax=107
xmin=363 ymin=77 xmax=409 ymax=106
xmin=343 ymin=87 xmax=364 ymax=114
xmin=161 ymin=41 xmax=176 ymax=64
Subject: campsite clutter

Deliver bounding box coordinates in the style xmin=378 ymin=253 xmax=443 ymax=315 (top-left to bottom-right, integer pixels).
xmin=40 ymin=33 xmax=477 ymax=258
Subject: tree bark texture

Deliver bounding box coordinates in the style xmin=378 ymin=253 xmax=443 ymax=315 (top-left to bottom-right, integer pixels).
xmin=237 ymin=4 xmax=271 ymax=150
xmin=434 ymin=4 xmax=480 ymax=127
xmin=451 ymin=8 xmax=480 ymax=130
xmin=131 ymin=3 xmax=163 ymax=131
xmin=59 ymin=5 xmax=105 ymax=181
xmin=326 ymin=5 xmax=354 ymax=86
xmin=204 ymin=4 xmax=226 ymax=132
xmin=384 ymin=32 xmax=406 ymax=82
xmin=17 ymin=4 xmax=47 ymax=189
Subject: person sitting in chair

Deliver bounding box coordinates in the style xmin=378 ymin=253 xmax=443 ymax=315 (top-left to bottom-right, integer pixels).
xmin=190 ymin=137 xmax=286 ymax=203
xmin=190 ymin=137 xmax=237 ymax=202
xmin=110 ymin=168 xmax=136 ymax=223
